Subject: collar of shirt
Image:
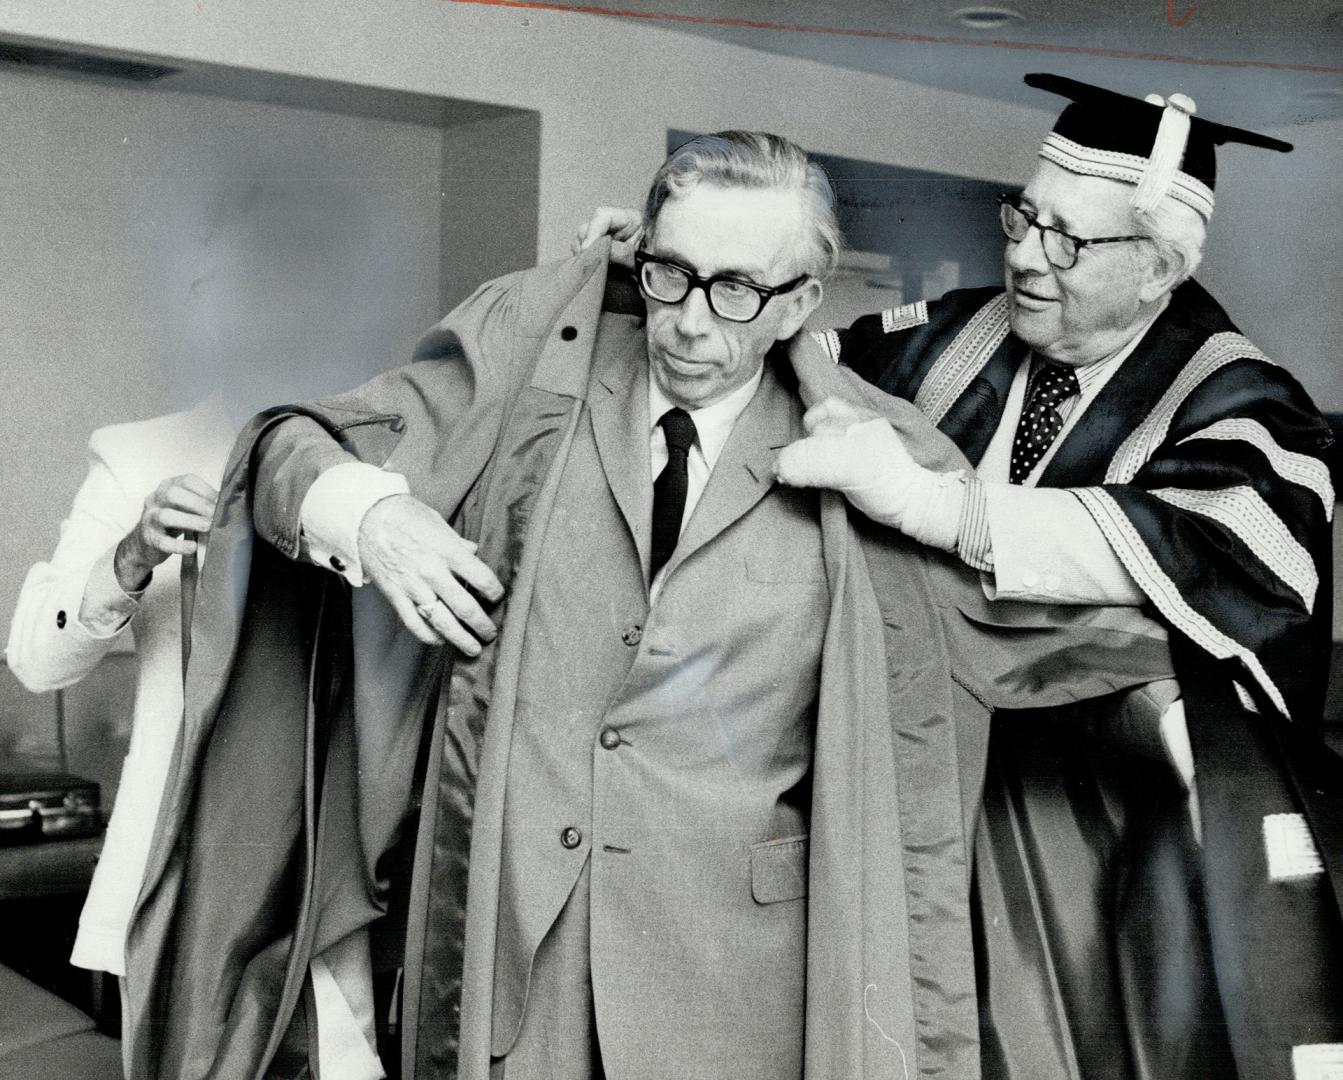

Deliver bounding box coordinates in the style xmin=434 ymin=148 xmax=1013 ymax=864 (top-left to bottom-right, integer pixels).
xmin=647 ymin=362 xmax=764 ymax=478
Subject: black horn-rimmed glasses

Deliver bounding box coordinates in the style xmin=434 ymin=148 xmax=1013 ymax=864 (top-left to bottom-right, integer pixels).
xmin=635 ymin=250 xmax=809 ymax=324
xmin=997 ymin=194 xmax=1150 ymax=271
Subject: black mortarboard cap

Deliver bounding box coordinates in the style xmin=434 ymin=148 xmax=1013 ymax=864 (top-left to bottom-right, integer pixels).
xmin=1025 ymin=72 xmax=1292 ymax=219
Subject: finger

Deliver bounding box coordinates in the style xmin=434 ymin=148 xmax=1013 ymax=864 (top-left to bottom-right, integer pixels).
xmin=157 ymin=507 xmax=216 ymax=535
xmin=390 ymin=594 xmax=448 ymax=647
xmin=442 ymin=545 xmax=504 ymax=604
xmin=410 ymin=595 xmax=484 ymax=657
xmin=773 ymin=438 xmax=848 ymax=489
xmin=610 ymin=236 xmax=638 ymax=272
xmin=429 ymin=573 xmax=497 ymax=643
xmin=574 ymin=211 xmax=605 ymax=252
xmin=145 ymin=531 xmax=200 ymax=556
xmin=170 ymin=474 xmax=220 ymax=502
xmin=802 ymin=397 xmax=867 ymax=435
xmin=153 ymin=486 xmax=218 ymax=520
xmin=598 ymin=206 xmax=641 ymax=239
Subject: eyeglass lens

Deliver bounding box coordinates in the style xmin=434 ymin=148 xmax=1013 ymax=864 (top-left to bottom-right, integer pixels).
xmin=640 ymin=261 xmax=763 ymax=321
xmin=999 ymin=202 xmax=1078 ymax=269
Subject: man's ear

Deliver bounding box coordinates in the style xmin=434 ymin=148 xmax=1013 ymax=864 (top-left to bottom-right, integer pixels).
xmin=1138 ymin=241 xmax=1187 ymax=304
xmin=776 ymin=278 xmax=824 ymax=342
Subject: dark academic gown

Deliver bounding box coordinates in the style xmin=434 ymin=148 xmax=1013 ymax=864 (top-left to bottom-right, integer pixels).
xmin=819 ymin=282 xmax=1343 ymax=1080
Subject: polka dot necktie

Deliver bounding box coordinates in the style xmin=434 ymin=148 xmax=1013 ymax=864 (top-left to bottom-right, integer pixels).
xmin=1009 ymin=361 xmax=1080 ymax=485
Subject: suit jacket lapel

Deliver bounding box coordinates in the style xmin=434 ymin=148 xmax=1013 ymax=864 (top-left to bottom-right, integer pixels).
xmin=663 ymin=359 xmax=798 ymax=580
xmin=588 ymin=313 xmax=655 ymax=576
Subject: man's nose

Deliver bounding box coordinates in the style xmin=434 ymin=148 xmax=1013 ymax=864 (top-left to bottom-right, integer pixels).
xmin=1005 ymin=227 xmax=1050 ymax=275
xmin=674 ymin=285 xmax=715 ymax=337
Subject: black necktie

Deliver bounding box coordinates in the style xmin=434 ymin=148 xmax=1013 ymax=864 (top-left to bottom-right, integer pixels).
xmin=1009 ymin=361 xmax=1080 ymax=484
xmin=651 ymin=407 xmax=698 ymax=579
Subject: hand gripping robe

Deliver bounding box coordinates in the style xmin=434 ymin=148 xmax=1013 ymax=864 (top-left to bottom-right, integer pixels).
xmin=818 ymin=279 xmax=1343 ymax=1080
xmin=124 ymin=242 xmax=1175 ymax=1080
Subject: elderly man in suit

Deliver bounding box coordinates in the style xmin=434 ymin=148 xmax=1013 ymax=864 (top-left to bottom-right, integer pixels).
xmin=126 ymin=131 xmax=1176 ymax=1080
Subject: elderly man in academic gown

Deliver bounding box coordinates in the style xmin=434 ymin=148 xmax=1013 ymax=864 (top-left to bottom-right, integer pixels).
xmin=776 ymin=76 xmax=1343 ymax=1080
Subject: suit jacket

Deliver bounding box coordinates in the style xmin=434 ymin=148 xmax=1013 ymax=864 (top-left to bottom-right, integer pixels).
xmin=126 ymin=243 xmax=1175 ymax=1080
xmin=5 ymin=399 xmax=235 ymax=975
xmin=488 ymin=311 xmax=828 ymax=1077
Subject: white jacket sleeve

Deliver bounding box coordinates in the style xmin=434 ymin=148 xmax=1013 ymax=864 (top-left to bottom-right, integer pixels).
xmin=5 ymin=441 xmax=145 ymax=691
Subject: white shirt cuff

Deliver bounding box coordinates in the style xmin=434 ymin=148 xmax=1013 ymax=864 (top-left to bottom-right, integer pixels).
xmin=299 ymin=462 xmax=409 ymax=586
xmin=75 ymin=544 xmax=144 ymax=639
xmin=981 ymin=483 xmax=1146 ymax=605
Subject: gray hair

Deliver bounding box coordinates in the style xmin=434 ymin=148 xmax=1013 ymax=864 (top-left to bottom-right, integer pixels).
xmin=642 ymin=131 xmax=843 ymax=280
xmin=1133 ymin=195 xmax=1208 ymax=283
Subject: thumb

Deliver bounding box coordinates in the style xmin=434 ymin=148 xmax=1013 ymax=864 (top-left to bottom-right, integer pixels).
xmin=802 ymin=397 xmax=872 ymax=436
xmin=774 ymin=436 xmax=851 ymax=489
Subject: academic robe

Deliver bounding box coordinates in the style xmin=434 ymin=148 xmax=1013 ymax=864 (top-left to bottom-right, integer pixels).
xmin=819 ymin=282 xmax=1343 ymax=1079
xmin=124 ymin=245 xmax=1175 ymax=1080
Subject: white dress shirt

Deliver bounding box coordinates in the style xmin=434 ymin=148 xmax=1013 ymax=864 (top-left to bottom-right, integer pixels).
xmin=647 ymin=367 xmax=762 ymax=602
xmin=972 ymin=306 xmax=1166 ymax=605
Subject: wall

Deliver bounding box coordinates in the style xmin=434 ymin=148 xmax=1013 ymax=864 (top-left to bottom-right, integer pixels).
xmin=0 ymin=3 xmax=1333 ymax=394
xmin=0 ymin=3 xmax=1338 ymax=627
xmin=0 ymin=61 xmax=540 ymax=628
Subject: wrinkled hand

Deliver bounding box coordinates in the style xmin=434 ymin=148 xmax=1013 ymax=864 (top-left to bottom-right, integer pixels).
xmin=774 ymin=398 xmax=963 ymax=549
xmin=358 ymin=494 xmax=505 ymax=654
xmin=571 ymin=205 xmax=643 ymax=269
xmin=115 ymin=474 xmax=219 ymax=591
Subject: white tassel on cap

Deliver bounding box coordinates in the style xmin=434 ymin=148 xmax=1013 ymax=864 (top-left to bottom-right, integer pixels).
xmin=1132 ymin=92 xmax=1197 ymax=214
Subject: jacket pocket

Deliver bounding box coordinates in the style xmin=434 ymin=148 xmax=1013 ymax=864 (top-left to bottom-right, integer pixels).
xmin=750 ymin=834 xmax=809 ymax=903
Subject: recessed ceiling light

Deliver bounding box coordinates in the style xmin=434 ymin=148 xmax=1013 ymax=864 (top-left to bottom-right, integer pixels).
xmin=953 ymin=6 xmax=1026 ymax=30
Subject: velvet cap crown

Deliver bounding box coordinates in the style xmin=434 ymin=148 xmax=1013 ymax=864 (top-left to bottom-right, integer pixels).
xmin=1025 ymin=73 xmax=1292 ymax=218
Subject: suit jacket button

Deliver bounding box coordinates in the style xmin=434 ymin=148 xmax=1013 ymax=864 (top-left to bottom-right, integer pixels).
xmin=620 ymin=624 xmax=642 ymax=646
xmin=560 ymin=325 xmax=578 ymax=341
xmin=55 ymin=610 xmax=67 ymax=629
xmin=560 ymin=826 xmax=583 ymax=849
xmin=330 ymin=555 xmax=346 ymax=573
xmin=599 ymin=728 xmax=621 ymax=750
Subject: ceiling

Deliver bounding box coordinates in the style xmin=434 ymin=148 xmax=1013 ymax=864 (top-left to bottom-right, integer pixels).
xmin=515 ymin=0 xmax=1343 ymax=128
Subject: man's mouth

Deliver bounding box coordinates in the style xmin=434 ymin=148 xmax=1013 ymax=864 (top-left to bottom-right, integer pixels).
xmin=660 ymin=351 xmax=711 ymax=375
xmin=1010 ymin=280 xmax=1059 ymax=308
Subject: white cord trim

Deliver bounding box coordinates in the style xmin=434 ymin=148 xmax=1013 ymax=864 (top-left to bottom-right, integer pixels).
xmin=1264 ymin=813 xmax=1325 ymax=882
xmin=1105 ymin=333 xmax=1275 ymax=484
xmin=1293 ymin=1044 xmax=1343 ymax=1080
xmin=881 ymin=301 xmax=930 ymax=335
xmin=1179 ymin=418 xmax=1334 ymax=521
xmin=1150 ymin=485 xmax=1318 ymax=613
xmin=1074 ymin=486 xmax=1291 ymax=719
xmin=914 ymin=293 xmax=1011 ymax=426
xmin=1040 ymin=133 xmax=1216 ymax=219
xmin=811 ymin=329 xmax=842 ymax=364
